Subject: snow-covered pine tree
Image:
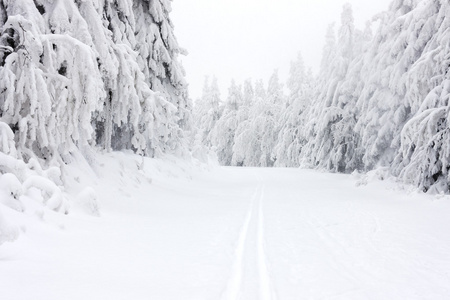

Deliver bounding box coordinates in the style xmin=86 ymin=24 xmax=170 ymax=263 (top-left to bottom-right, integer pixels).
xmin=320 ymin=23 xmax=337 ymax=77
xmin=209 ymin=76 xmax=222 ymax=110
xmin=242 ymin=78 xmax=255 ymax=107
xmin=211 ymin=80 xmax=242 ymax=165
xmin=352 ymin=0 xmax=445 ymax=173
xmin=300 ymin=3 xmax=361 ymax=172
xmin=134 ymin=0 xmax=192 ymax=134
xmin=274 ymin=53 xmax=312 ymax=167
xmin=255 ymin=79 xmax=266 ymax=101
xmin=388 ymin=0 xmax=450 ymax=192
xmin=257 ymin=70 xmax=284 ymax=167
xmin=337 ymin=3 xmax=355 ymax=77
xmin=231 ymin=79 xmax=254 ymax=166
xmin=0 ymin=0 xmax=191 ymax=165
xmin=93 ymin=0 xmax=191 ymax=156
xmin=232 ymin=79 xmax=268 ymax=167
xmin=302 ymin=0 xmax=450 ymax=192
xmin=193 ymin=76 xmax=222 ymax=149
xmin=192 ymin=77 xmax=211 ymax=148
xmin=0 ymin=1 xmax=105 ymax=163
xmin=207 ymin=71 xmax=286 ymax=167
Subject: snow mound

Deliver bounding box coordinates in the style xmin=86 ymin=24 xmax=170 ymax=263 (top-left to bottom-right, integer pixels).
xmin=76 ymin=187 xmax=100 ymax=217
xmin=23 ymin=176 xmax=69 ymax=214
xmin=353 ymin=167 xmax=391 ymax=187
xmin=0 ymin=208 xmax=19 ymax=246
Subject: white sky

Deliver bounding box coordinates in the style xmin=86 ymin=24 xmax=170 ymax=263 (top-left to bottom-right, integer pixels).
xmin=171 ymin=0 xmax=393 ymax=100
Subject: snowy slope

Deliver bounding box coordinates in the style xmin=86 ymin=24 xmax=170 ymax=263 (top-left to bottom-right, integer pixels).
xmin=1 ymin=153 xmax=449 ymax=299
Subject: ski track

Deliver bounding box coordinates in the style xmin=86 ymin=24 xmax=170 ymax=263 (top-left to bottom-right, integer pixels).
xmin=257 ymin=186 xmax=276 ymax=300
xmin=222 ymin=185 xmax=258 ymax=300
xmin=223 ymin=179 xmax=276 ymax=300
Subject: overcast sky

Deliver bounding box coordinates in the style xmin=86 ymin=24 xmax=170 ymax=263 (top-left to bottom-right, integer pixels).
xmin=171 ymin=0 xmax=393 ymax=100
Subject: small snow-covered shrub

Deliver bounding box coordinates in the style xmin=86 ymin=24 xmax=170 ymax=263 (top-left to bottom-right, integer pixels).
xmin=353 ymin=168 xmax=390 ymax=187
xmin=23 ymin=176 xmax=68 ymax=214
xmin=0 ymin=122 xmax=68 ymax=215
xmin=76 ymin=187 xmax=99 ymax=217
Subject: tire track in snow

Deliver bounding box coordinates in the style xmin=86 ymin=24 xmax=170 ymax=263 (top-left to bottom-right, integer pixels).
xmin=222 ymin=186 xmax=259 ymax=300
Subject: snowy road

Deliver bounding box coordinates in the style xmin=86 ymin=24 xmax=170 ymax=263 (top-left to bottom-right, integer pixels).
xmin=2 ymin=158 xmax=450 ymax=299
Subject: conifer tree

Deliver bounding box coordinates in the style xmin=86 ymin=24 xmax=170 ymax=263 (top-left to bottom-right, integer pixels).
xmin=0 ymin=0 xmax=192 ymax=165
xmin=211 ymin=80 xmax=241 ymax=165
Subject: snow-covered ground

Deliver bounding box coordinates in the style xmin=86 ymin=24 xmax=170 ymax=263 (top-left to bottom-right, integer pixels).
xmin=1 ymin=153 xmax=450 ymax=299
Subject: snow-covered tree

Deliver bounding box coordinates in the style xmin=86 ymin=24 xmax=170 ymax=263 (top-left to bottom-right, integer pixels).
xmin=286 ymin=52 xmax=306 ymax=106
xmin=193 ymin=0 xmax=450 ymax=193
xmin=320 ymin=23 xmax=337 ymax=77
xmin=194 ymin=76 xmax=222 ymax=148
xmin=337 ymin=3 xmax=355 ymax=74
xmin=211 ymin=80 xmax=242 ymax=165
xmin=353 ymin=0 xmax=446 ymax=172
xmin=230 ymin=72 xmax=285 ymax=167
xmin=299 ymin=3 xmax=360 ymax=172
xmin=231 ymin=79 xmax=253 ymax=166
xmin=388 ymin=0 xmax=450 ymax=192
xmin=257 ymin=70 xmax=284 ymax=166
xmin=299 ymin=0 xmax=450 ymax=191
xmin=255 ymin=79 xmax=266 ymax=100
xmin=242 ymin=78 xmax=255 ymax=107
xmin=0 ymin=0 xmax=192 ymax=165
xmin=274 ymin=53 xmax=312 ymax=167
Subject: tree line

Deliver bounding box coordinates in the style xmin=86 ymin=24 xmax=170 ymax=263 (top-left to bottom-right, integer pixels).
xmin=194 ymin=1 xmax=450 ymax=193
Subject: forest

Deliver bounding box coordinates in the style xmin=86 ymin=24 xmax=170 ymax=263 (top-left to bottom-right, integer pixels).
xmin=194 ymin=1 xmax=450 ymax=194
xmin=1 ymin=1 xmax=450 ymax=299
xmin=1 ymin=0 xmax=449 ymax=197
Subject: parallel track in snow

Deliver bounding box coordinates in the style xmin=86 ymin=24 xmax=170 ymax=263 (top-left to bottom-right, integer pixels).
xmin=222 ymin=183 xmax=276 ymax=300
xmin=257 ymin=186 xmax=275 ymax=300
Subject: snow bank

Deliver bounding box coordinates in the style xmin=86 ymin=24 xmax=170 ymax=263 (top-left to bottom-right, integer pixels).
xmin=0 ymin=141 xmax=209 ymax=250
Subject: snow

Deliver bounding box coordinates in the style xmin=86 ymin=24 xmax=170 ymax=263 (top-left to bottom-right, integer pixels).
xmin=3 ymin=1 xmax=450 ymax=298
xmin=1 ymin=152 xmax=450 ymax=299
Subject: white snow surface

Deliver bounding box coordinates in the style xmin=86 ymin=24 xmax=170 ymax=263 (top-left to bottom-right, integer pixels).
xmin=1 ymin=153 xmax=450 ymax=299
